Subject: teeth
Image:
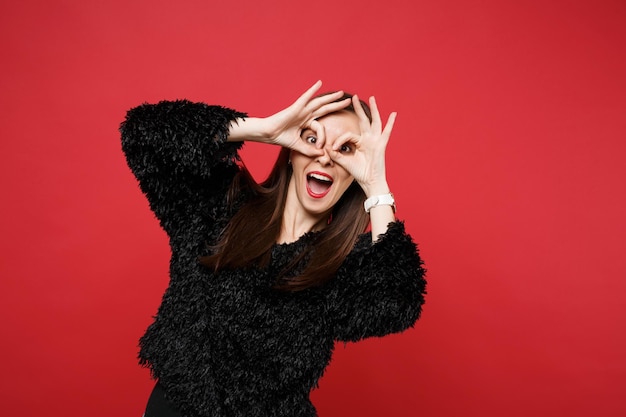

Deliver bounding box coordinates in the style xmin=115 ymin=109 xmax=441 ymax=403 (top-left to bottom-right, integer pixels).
xmin=308 ymin=173 xmax=332 ymax=182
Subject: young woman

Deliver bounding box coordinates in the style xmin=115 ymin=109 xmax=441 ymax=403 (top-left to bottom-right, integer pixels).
xmin=120 ymin=81 xmax=426 ymax=417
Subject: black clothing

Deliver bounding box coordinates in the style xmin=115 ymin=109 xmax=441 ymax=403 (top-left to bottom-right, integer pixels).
xmin=145 ymin=382 xmax=182 ymax=417
xmin=120 ymin=100 xmax=426 ymax=417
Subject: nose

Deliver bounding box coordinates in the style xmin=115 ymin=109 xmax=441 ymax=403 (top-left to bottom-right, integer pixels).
xmin=316 ymin=146 xmax=334 ymax=166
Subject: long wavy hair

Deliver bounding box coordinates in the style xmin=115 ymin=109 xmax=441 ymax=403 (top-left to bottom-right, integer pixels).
xmin=200 ymin=93 xmax=372 ymax=291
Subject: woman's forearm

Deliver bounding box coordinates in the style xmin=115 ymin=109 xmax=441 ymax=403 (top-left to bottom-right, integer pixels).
xmin=227 ymin=117 xmax=270 ymax=143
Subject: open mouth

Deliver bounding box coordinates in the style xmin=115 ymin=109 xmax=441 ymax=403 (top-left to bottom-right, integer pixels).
xmin=306 ymin=172 xmax=333 ymax=198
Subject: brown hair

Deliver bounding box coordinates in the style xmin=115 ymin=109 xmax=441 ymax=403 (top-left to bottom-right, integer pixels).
xmin=200 ymin=93 xmax=372 ymax=291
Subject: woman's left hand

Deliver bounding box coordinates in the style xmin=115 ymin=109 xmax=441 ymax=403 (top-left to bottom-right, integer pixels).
xmin=329 ymin=95 xmax=396 ymax=197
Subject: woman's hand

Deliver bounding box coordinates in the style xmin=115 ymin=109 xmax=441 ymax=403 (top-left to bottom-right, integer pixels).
xmin=228 ymin=81 xmax=351 ymax=157
xmin=329 ymin=95 xmax=397 ymax=197
xmin=264 ymin=81 xmax=351 ymax=156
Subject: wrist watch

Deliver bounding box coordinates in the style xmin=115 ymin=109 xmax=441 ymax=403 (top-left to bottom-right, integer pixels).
xmin=364 ymin=193 xmax=396 ymax=213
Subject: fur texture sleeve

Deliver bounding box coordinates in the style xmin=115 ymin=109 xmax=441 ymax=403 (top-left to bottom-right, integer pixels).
xmin=326 ymin=221 xmax=427 ymax=342
xmin=119 ymin=100 xmax=247 ymax=238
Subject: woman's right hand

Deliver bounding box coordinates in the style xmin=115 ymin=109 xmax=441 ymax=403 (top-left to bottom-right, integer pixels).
xmin=228 ymin=81 xmax=351 ymax=157
xmin=263 ymin=81 xmax=351 ymax=156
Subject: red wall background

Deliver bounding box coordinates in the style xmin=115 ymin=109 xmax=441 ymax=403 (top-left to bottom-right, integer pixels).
xmin=1 ymin=0 xmax=625 ymax=416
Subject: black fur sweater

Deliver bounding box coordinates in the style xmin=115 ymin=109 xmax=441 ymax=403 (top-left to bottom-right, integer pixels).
xmin=120 ymin=100 xmax=427 ymax=417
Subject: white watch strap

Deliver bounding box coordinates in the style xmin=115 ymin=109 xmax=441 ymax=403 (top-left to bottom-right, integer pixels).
xmin=364 ymin=193 xmax=395 ymax=213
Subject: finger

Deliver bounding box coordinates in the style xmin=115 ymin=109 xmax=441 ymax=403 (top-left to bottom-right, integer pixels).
xmin=331 ymin=131 xmax=359 ymax=151
xmin=308 ymin=90 xmax=345 ymax=111
xmin=295 ymin=80 xmax=324 ymax=106
xmin=296 ymin=145 xmax=324 ymax=158
xmin=294 ymin=128 xmax=325 ymax=156
xmin=327 ymin=148 xmax=343 ymax=164
xmin=311 ymin=97 xmax=351 ymax=119
xmin=380 ymin=112 xmax=398 ymax=146
xmin=309 ymin=119 xmax=326 ymax=149
xmin=327 ymin=142 xmax=346 ymax=162
xmin=381 ymin=112 xmax=397 ymax=143
xmin=327 ymin=147 xmax=352 ymax=173
xmin=369 ymin=96 xmax=382 ymax=131
xmin=351 ymin=95 xmax=371 ymax=131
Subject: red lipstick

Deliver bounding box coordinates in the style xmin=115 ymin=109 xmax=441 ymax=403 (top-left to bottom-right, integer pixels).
xmin=306 ymin=171 xmax=333 ymax=198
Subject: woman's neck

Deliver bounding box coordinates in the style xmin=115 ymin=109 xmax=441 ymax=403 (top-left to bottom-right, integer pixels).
xmin=278 ymin=186 xmax=328 ymax=244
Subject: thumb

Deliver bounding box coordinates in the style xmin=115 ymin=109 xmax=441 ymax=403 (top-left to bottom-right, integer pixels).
xmin=295 ymin=144 xmax=324 ymax=158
